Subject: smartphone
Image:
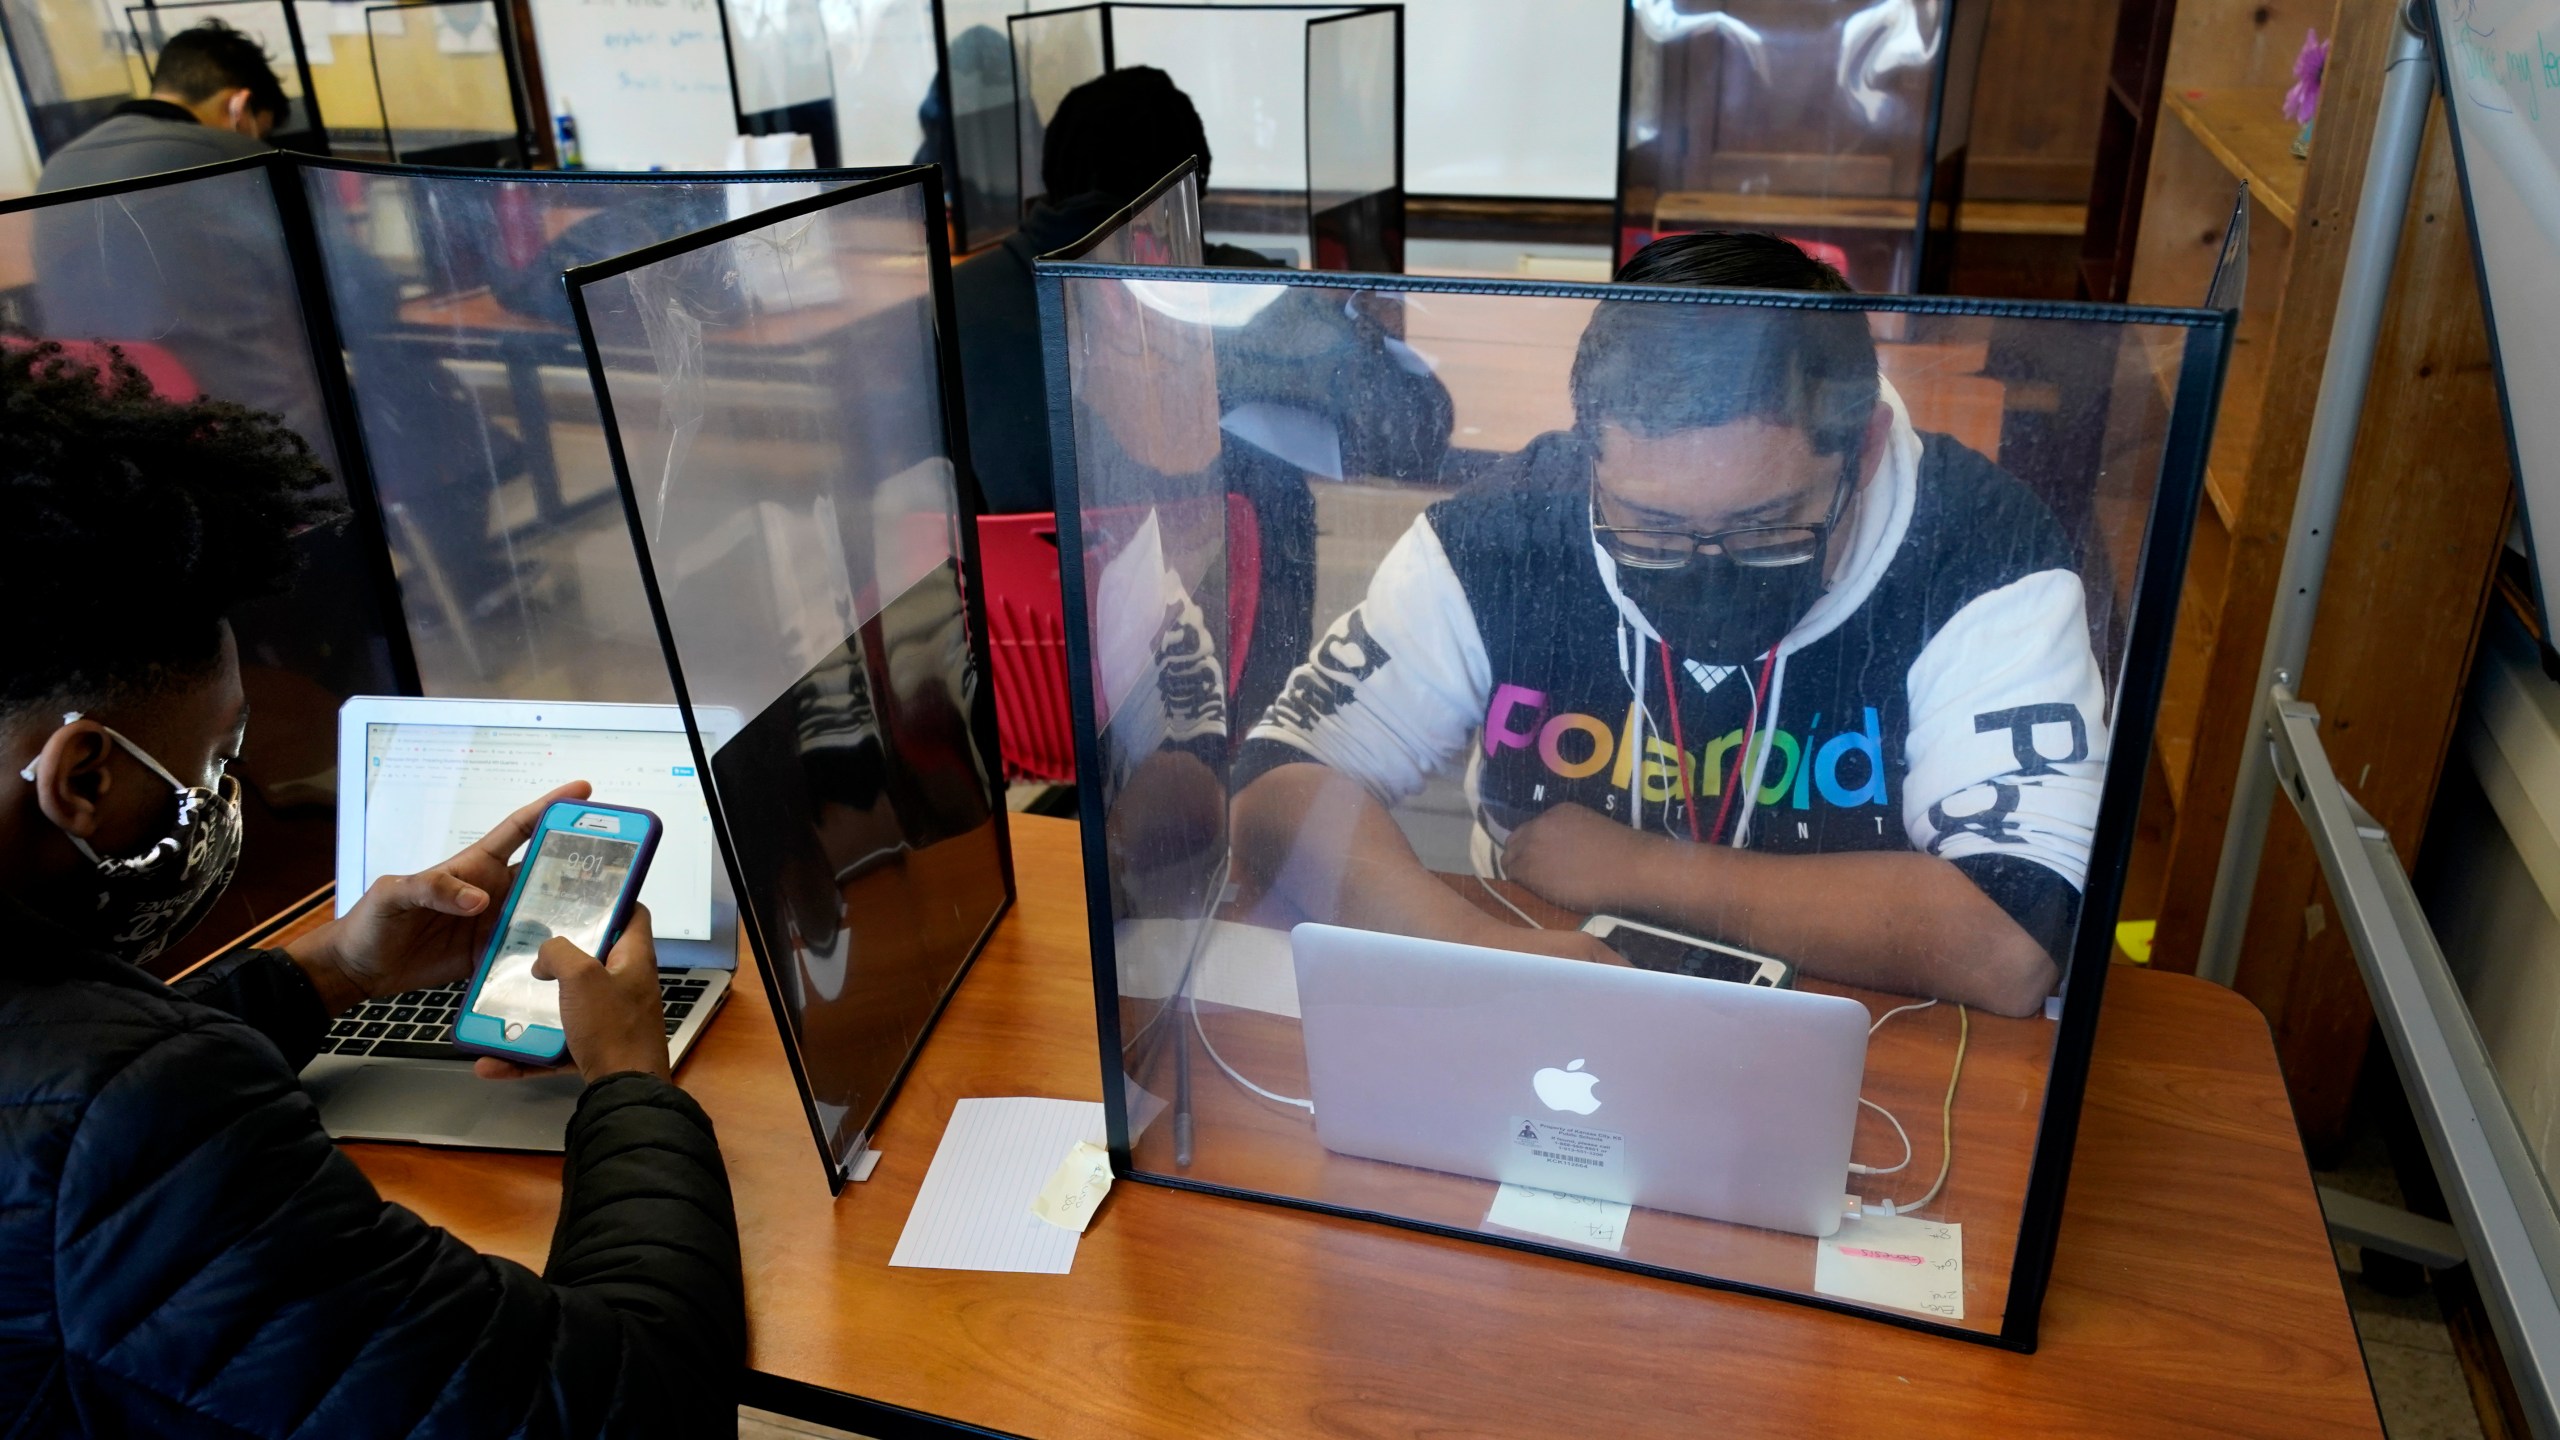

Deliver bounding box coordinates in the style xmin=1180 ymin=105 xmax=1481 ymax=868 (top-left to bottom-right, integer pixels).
xmin=1581 ymin=914 xmax=1795 ymax=988
xmin=455 ymin=800 xmax=662 ymax=1066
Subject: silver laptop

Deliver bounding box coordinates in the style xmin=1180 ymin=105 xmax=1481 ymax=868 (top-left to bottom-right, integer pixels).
xmin=1291 ymin=923 xmax=1870 ymax=1238
xmin=300 ymin=697 xmax=738 ymax=1152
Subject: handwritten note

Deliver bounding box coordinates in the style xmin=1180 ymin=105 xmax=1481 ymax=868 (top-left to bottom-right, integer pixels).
xmin=1030 ymin=1140 xmax=1115 ymax=1233
xmin=1484 ymin=1183 xmax=1631 ymax=1253
xmin=1815 ymin=1215 xmax=1964 ymax=1319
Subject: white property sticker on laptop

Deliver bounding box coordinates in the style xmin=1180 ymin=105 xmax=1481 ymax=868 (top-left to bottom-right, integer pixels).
xmin=1508 ymin=1116 xmax=1625 ymax=1176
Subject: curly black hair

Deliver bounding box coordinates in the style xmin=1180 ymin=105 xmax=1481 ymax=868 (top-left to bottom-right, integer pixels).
xmin=0 ymin=341 xmax=342 ymax=715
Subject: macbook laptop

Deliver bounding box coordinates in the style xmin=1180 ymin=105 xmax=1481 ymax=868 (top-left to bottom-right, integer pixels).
xmin=1290 ymin=923 xmax=1870 ymax=1238
xmin=301 ymin=697 xmax=738 ymax=1152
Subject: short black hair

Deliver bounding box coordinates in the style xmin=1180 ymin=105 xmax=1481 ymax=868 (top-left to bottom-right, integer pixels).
xmin=1041 ymin=66 xmax=1210 ymax=204
xmin=1614 ymin=230 xmax=1854 ymax=292
xmin=151 ymin=20 xmax=290 ymax=125
xmin=1572 ymin=231 xmax=1877 ymax=455
xmin=0 ymin=341 xmax=339 ymax=716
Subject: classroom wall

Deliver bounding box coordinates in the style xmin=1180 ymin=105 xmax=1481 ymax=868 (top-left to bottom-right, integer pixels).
xmin=1401 ymin=0 xmax=1619 ymax=198
xmin=0 ymin=43 xmax=39 ymax=194
xmin=2418 ymin=608 xmax=2560 ymax=1182
xmin=816 ymin=0 xmax=1626 ymax=195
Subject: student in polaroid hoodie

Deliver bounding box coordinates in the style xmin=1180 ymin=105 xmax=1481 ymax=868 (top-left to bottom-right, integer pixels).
xmin=1230 ymin=232 xmax=2102 ymax=1018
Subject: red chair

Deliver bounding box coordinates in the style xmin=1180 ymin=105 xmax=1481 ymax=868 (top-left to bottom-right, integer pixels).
xmin=974 ymin=496 xmax=1263 ymax=786
xmin=7 ymin=337 xmax=201 ymax=401
xmin=975 ymin=514 xmax=1077 ymax=784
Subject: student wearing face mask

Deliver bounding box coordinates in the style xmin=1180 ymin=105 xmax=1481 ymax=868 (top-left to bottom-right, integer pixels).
xmin=1230 ymin=233 xmax=2104 ymax=1019
xmin=0 ymin=346 xmax=743 ymax=1436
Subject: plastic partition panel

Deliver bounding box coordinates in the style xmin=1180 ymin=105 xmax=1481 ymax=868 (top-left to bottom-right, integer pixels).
xmin=1040 ymin=212 xmax=2230 ymax=1345
xmin=1305 ymin=6 xmax=1398 ymax=272
xmin=722 ymin=0 xmax=839 ymax=164
xmin=367 ymin=1 xmax=523 ymax=166
xmin=129 ymin=0 xmax=330 ymax=149
xmin=823 ymin=0 xmax=935 ymax=167
xmin=2205 ymin=184 xmax=2247 ymax=312
xmin=299 ymin=163 xmax=861 ymax=701
xmin=0 ymin=0 xmax=145 ymax=156
xmin=1006 ymin=4 xmax=1104 ymax=211
xmin=4 ymin=158 xmax=409 ymax=967
xmin=570 ymin=171 xmax=1011 ymax=1189
xmin=939 ymin=0 xmax=1030 ymax=249
xmin=1615 ymin=0 xmax=1971 ymax=292
xmin=1104 ymin=3 xmax=1325 ymax=259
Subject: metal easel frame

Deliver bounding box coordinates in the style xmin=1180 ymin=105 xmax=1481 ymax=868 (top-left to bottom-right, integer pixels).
xmin=2196 ymin=3 xmax=2560 ymax=1429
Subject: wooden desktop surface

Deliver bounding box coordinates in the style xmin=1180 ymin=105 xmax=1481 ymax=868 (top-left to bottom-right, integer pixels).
xmin=333 ymin=815 xmax=2377 ymax=1437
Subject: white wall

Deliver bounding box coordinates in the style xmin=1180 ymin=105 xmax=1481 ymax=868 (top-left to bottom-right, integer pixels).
xmin=822 ymin=0 xmax=1627 ymax=195
xmin=1400 ymin=0 xmax=1619 ymax=199
xmin=0 ymin=48 xmax=40 ymax=196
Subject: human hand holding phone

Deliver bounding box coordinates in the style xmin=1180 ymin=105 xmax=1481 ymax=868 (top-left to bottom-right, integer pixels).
xmin=285 ymin=780 xmax=595 ymax=1015
xmin=473 ymin=905 xmax=672 ymax=1083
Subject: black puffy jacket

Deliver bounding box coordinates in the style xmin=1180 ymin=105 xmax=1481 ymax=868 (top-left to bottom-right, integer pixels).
xmin=0 ymin=904 xmax=745 ymax=1437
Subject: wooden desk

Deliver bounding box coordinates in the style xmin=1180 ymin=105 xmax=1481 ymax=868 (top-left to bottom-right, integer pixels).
xmin=341 ymin=815 xmax=2378 ymax=1438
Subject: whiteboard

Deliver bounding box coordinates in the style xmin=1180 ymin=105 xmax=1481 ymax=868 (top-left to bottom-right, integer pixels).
xmin=525 ymin=0 xmax=737 ymax=170
xmin=2434 ymin=0 xmax=2560 ymax=613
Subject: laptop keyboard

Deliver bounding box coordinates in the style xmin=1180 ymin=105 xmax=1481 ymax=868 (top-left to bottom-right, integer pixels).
xmin=319 ymin=975 xmax=714 ymax=1062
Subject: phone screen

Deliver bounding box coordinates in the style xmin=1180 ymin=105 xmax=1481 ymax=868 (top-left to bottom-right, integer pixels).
xmin=1596 ymin=924 xmax=1778 ymax=985
xmin=473 ymin=829 xmax=640 ymax=1032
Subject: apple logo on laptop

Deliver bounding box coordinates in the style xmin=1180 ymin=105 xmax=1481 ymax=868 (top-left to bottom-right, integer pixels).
xmin=1532 ymin=1058 xmax=1601 ymax=1115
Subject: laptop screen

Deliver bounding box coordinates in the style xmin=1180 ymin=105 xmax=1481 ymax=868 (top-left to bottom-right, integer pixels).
xmin=358 ymin=722 xmax=717 ymax=943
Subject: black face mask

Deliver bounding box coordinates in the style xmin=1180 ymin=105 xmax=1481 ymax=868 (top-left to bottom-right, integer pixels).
xmin=23 ymin=717 xmax=244 ymax=965
xmin=1597 ymin=452 xmax=1858 ymax=664
xmin=1615 ymin=555 xmax=1828 ymax=664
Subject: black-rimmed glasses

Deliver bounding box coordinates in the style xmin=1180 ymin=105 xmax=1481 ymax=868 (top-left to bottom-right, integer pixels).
xmin=1591 ymin=466 xmax=1855 ymax=572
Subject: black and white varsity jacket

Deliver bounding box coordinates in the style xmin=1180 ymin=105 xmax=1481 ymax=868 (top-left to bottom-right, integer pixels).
xmin=1235 ymin=389 xmax=2110 ymax=955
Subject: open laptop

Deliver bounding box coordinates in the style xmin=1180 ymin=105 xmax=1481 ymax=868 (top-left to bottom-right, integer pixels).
xmin=1291 ymin=923 xmax=1871 ymax=1238
xmin=300 ymin=697 xmax=739 ymax=1152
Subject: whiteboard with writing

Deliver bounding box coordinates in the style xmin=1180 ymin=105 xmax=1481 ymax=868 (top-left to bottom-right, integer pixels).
xmin=2435 ymin=0 xmax=2560 ymax=611
xmin=526 ymin=0 xmax=736 ymax=170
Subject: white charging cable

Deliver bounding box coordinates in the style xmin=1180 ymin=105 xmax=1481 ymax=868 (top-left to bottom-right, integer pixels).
xmin=1847 ymin=999 xmax=1935 ymax=1177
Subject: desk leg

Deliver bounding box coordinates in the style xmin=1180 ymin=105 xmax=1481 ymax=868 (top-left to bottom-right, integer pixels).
xmin=506 ymin=355 xmax=564 ymax=522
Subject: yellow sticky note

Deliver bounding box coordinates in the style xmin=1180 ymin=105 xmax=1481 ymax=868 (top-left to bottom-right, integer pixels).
xmin=1030 ymin=1140 xmax=1114 ymax=1233
xmin=2115 ymin=919 xmax=2156 ymax=965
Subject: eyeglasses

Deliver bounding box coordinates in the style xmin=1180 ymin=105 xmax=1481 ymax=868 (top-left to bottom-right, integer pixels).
xmin=1591 ymin=468 xmax=1855 ymax=573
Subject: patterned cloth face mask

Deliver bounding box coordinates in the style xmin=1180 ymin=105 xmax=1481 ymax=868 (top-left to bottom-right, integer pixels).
xmin=21 ymin=713 xmax=243 ymax=965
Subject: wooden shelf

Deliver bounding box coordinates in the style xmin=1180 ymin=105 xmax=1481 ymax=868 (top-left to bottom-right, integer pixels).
xmin=2163 ymin=88 xmax=2307 ymax=228
xmin=1957 ymin=201 xmax=2088 ymax=236
xmin=1653 ymin=192 xmax=1921 ymax=231
xmin=1650 ymin=192 xmax=2084 ymax=237
xmin=2205 ymin=463 xmax=2242 ymax=529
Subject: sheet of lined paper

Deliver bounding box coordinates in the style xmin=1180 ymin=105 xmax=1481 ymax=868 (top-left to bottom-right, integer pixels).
xmin=889 ymin=1098 xmax=1109 ymax=1273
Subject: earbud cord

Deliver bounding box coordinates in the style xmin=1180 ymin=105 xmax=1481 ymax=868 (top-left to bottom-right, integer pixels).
xmin=1655 ymin=638 xmax=1701 ymax=843
xmin=1705 ymin=647 xmax=1780 ymax=845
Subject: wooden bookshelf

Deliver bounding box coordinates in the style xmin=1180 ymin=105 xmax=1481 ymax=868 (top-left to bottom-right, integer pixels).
xmin=2106 ymin=0 xmax=2516 ymax=1148
xmin=2162 ymin=88 xmax=2308 ymax=227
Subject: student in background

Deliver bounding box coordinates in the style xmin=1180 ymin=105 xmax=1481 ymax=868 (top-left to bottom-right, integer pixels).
xmin=1229 ymin=233 xmax=2101 ymax=1018
xmin=37 ymin=19 xmax=283 ymax=187
xmin=952 ymin=65 xmax=1251 ymax=515
xmin=0 ymin=345 xmax=742 ymax=1436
